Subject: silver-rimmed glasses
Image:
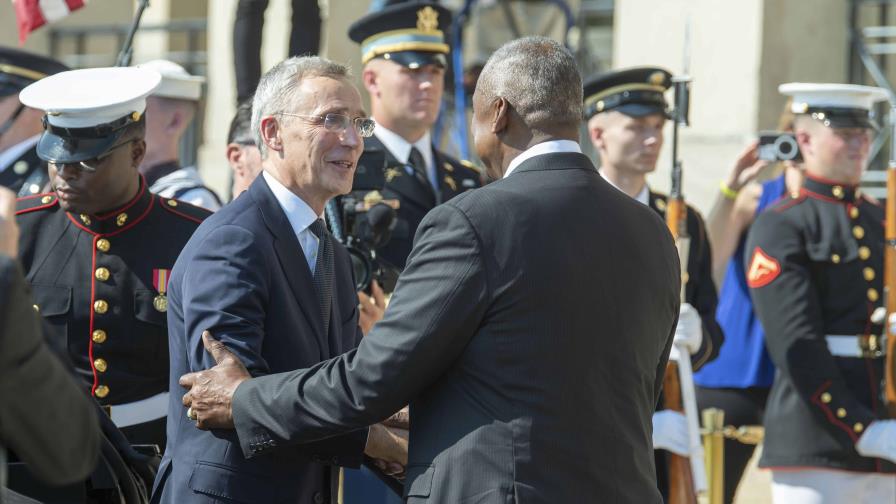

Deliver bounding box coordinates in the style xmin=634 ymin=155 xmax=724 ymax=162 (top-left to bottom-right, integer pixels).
xmin=278 ymin=112 xmax=375 ymax=138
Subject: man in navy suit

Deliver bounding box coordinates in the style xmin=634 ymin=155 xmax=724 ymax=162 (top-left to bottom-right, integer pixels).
xmin=151 ymin=56 xmax=407 ymax=504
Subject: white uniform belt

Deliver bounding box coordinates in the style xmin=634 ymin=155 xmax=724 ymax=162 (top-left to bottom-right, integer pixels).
xmin=108 ymin=391 xmax=169 ymax=428
xmin=825 ymin=335 xmax=886 ymax=358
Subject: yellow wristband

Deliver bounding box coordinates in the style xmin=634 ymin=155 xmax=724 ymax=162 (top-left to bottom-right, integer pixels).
xmin=719 ymin=182 xmax=739 ymax=201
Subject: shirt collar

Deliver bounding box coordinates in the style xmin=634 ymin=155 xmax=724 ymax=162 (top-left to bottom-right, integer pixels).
xmin=504 ymin=140 xmax=582 ymax=178
xmin=262 ymin=171 xmax=321 ymax=236
xmin=598 ymin=170 xmax=650 ymax=205
xmin=373 ymin=123 xmax=433 ymax=168
xmin=0 ymin=134 xmax=40 ymax=173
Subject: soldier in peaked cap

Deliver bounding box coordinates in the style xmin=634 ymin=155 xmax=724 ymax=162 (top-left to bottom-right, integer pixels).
xmin=348 ymin=1 xmax=481 ymax=272
xmin=14 ymin=67 xmax=211 ymax=451
xmin=746 ymin=83 xmax=896 ymax=502
xmin=0 ymin=47 xmax=68 ymax=196
xmin=137 ymin=59 xmax=221 ymax=211
xmin=583 ymin=66 xmax=724 ymax=499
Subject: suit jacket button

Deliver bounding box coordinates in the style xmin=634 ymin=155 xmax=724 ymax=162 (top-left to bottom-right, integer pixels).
xmin=313 ymin=492 xmax=324 ymax=504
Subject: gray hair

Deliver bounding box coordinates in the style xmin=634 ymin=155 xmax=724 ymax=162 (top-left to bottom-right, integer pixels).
xmin=251 ymin=56 xmax=352 ymax=158
xmin=477 ymin=36 xmax=582 ymax=132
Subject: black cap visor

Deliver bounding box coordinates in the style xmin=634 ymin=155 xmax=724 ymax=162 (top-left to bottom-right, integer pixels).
xmin=616 ymin=103 xmax=669 ymax=118
xmin=37 ymin=127 xmax=126 ymax=164
xmin=380 ymin=51 xmax=446 ymax=69
xmin=807 ymin=107 xmax=878 ymax=130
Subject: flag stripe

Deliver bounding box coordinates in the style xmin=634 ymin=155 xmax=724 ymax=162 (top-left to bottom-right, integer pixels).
xmin=65 ymin=0 xmax=85 ymax=10
xmin=39 ymin=0 xmax=72 ymax=23
xmin=14 ymin=0 xmax=47 ymax=45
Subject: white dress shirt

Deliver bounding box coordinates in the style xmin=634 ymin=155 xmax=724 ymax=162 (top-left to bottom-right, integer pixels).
xmin=504 ymin=139 xmax=582 ymax=178
xmin=373 ymin=123 xmax=438 ymax=189
xmin=598 ymin=170 xmax=650 ymax=205
xmin=262 ymin=171 xmax=323 ymax=274
xmin=0 ymin=134 xmax=40 ymax=173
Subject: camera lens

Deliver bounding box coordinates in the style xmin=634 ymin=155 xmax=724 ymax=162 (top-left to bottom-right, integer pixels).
xmin=347 ymin=247 xmax=372 ymax=291
xmin=774 ymin=135 xmax=799 ymax=161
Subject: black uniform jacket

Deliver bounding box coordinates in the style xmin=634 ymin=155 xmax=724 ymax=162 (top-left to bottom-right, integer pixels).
xmin=364 ymin=135 xmax=481 ymax=269
xmin=15 ymin=176 xmax=210 ymax=407
xmin=0 ymin=145 xmax=50 ymax=197
xmin=746 ymin=174 xmax=895 ymax=473
xmin=649 ymin=191 xmax=723 ymax=370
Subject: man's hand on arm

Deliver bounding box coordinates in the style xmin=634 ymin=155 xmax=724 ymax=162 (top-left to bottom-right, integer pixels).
xmin=180 ymin=331 xmax=251 ymax=430
xmin=0 ymin=187 xmax=19 ymax=258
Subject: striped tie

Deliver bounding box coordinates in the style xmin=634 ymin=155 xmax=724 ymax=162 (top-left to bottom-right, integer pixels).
xmin=309 ymin=219 xmax=333 ymax=335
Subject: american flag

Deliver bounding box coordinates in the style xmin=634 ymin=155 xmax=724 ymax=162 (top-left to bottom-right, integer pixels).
xmin=13 ymin=0 xmax=86 ymax=44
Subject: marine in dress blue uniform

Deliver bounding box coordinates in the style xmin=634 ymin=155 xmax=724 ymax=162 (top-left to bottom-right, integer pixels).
xmin=747 ymin=83 xmax=896 ymax=503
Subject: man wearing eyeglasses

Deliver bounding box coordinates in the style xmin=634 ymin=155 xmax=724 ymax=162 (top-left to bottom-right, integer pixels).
xmin=349 ymin=2 xmax=482 ymax=271
xmin=151 ymin=56 xmax=406 ymax=504
xmin=14 ymin=66 xmax=212 ymax=453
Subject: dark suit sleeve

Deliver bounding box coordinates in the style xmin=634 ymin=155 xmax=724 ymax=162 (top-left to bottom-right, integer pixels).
xmin=746 ymin=211 xmax=875 ymax=448
xmin=0 ymin=255 xmax=100 ymax=484
xmin=232 ymin=202 xmax=489 ymax=457
xmin=686 ymin=211 xmax=723 ymax=370
xmin=181 ymin=225 xmax=366 ymax=462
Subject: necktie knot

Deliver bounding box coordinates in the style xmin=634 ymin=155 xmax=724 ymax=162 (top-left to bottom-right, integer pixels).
xmin=309 ymin=218 xmax=327 ymax=239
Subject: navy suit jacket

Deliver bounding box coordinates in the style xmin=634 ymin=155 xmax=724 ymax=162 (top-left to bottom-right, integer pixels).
xmin=151 ymin=175 xmax=368 ymax=504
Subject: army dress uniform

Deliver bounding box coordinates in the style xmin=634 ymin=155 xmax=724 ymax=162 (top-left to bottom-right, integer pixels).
xmin=0 ymin=47 xmax=68 ymax=196
xmin=747 ymin=84 xmax=896 ymax=502
xmin=349 ymin=2 xmax=482 ymax=270
xmin=15 ymin=66 xmax=212 ymax=450
xmin=364 ymin=133 xmax=481 ymax=270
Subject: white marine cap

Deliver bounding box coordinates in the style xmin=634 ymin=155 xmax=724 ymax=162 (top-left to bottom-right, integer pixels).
xmin=137 ymin=59 xmax=204 ymax=101
xmin=779 ymin=82 xmax=889 ymax=128
xmin=18 ymin=67 xmax=161 ymax=162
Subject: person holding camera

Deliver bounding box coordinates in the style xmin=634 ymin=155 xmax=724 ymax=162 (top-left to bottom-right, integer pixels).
xmin=746 ymin=83 xmax=896 ymax=502
xmin=582 ymin=66 xmax=725 ymax=499
xmin=693 ymin=103 xmax=804 ymax=503
xmin=348 ymin=2 xmax=481 ymax=271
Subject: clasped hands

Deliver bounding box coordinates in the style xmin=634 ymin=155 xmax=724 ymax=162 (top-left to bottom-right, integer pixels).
xmin=179 ymin=331 xmax=409 ymax=477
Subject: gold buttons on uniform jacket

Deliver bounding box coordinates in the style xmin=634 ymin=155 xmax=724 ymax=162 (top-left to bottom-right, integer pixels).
xmin=849 ymin=207 xmax=859 ymax=219
xmin=116 ymin=213 xmax=128 ymax=226
xmin=167 ymin=199 xmax=178 ymax=207
xmin=97 ymin=239 xmax=110 ymax=252
xmin=92 ymin=329 xmax=107 ymax=344
xmin=854 ymin=422 xmax=864 ymax=433
xmin=821 ymin=392 xmax=832 ymax=403
xmin=863 ymin=268 xmax=875 ymax=281
xmin=41 ymin=195 xmax=52 ymax=204
xmin=80 ymin=214 xmax=91 ymax=225
xmin=836 ymin=408 xmax=847 ymax=418
xmin=831 ymin=254 xmax=841 ymax=264
xmin=868 ymin=288 xmax=879 ymax=303
xmin=859 ymin=246 xmax=871 ymax=260
xmin=94 ymin=358 xmax=107 ymax=373
xmin=94 ymin=300 xmax=109 ymax=314
xmin=832 ymin=185 xmax=844 ymax=199
xmin=853 ymin=226 xmax=865 ymax=240
xmin=95 ymin=267 xmax=110 ymax=281
xmin=94 ymin=385 xmax=110 ymax=398
xmin=33 ymin=304 xmax=39 ymax=312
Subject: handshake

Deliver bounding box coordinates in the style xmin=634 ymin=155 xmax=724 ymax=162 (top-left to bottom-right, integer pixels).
xmin=180 ymin=332 xmax=410 ymax=478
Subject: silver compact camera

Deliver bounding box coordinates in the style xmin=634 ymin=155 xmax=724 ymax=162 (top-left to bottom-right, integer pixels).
xmin=758 ymin=131 xmax=802 ymax=162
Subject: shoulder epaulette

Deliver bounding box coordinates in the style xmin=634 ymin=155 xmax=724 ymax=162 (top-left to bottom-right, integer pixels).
xmin=770 ymin=191 xmax=807 ymax=213
xmin=16 ymin=193 xmax=58 ymax=215
xmin=158 ymin=196 xmax=213 ymax=224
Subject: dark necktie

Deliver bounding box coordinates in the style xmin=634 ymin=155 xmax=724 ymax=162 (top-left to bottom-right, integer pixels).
xmin=408 ymin=147 xmax=436 ymax=202
xmin=308 ymin=219 xmax=333 ymax=336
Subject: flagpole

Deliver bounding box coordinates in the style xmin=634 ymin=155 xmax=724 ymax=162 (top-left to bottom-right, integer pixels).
xmin=115 ymin=0 xmax=151 ymax=67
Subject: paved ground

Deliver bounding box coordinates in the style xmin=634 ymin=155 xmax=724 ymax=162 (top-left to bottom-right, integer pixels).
xmin=733 ymin=444 xmax=772 ymax=504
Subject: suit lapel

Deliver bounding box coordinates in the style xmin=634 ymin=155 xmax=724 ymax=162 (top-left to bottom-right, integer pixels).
xmin=249 ymin=176 xmax=329 ymax=359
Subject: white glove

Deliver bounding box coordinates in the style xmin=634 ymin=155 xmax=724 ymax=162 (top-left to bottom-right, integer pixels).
xmin=652 ymin=410 xmax=690 ymax=456
xmin=673 ymin=303 xmax=703 ymax=355
xmin=856 ymin=420 xmax=896 ymax=464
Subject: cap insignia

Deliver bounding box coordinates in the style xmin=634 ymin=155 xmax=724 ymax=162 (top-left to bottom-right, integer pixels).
xmin=649 ymin=71 xmax=666 ymax=86
xmin=417 ymin=6 xmax=439 ymax=33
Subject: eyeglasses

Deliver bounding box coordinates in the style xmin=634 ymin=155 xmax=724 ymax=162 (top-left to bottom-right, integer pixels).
xmin=278 ymin=112 xmax=375 ymax=138
xmin=57 ymin=139 xmax=136 ymax=173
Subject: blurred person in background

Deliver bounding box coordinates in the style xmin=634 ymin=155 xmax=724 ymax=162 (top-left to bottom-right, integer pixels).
xmin=226 ymin=99 xmax=262 ymax=201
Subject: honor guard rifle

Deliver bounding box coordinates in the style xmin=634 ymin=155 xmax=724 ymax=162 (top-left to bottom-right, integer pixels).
xmin=662 ymin=22 xmax=708 ymax=504
xmin=115 ymin=0 xmax=150 ymax=67
xmin=884 ymin=103 xmax=896 ymax=417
